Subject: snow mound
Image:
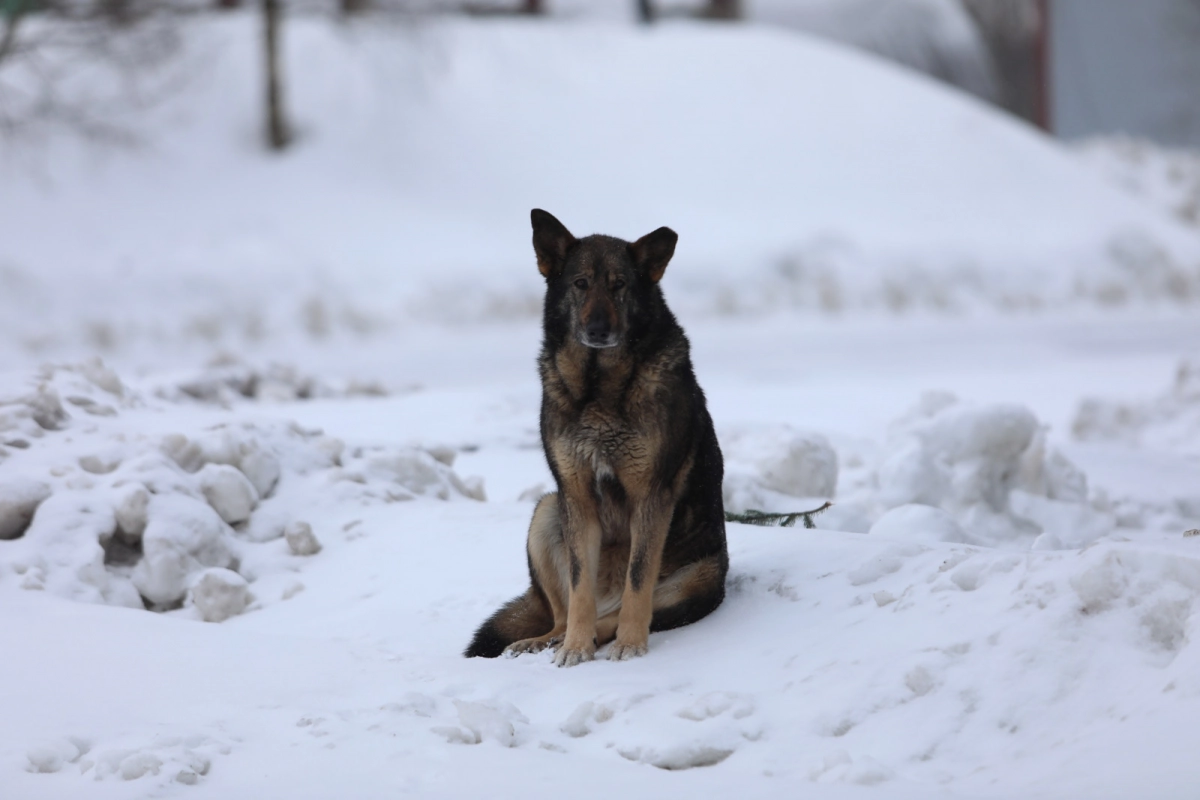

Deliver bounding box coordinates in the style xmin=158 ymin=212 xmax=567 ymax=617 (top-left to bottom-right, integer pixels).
xmin=722 ymin=426 xmax=838 ymax=510
xmin=868 ymin=504 xmax=966 ymax=545
xmin=851 ymin=393 xmax=1111 ymax=549
xmin=0 ymin=361 xmax=483 ymax=615
xmin=719 ymin=400 xmax=1111 ymax=549
xmin=1073 ymin=357 xmax=1200 ymax=454
xmin=132 ymin=495 xmax=237 ymax=608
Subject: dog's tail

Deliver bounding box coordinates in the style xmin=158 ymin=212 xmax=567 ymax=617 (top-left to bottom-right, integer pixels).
xmin=464 ymin=587 xmax=553 ymax=658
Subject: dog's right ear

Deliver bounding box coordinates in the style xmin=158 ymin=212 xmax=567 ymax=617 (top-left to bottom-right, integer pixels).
xmin=531 ymin=209 xmax=576 ymax=279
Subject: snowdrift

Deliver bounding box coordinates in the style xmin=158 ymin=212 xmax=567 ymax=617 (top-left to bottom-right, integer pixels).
xmin=0 ymin=361 xmax=483 ymax=616
xmin=3 ymin=16 xmax=1200 ymax=366
xmin=723 ymin=392 xmax=1121 ymax=551
xmin=1074 ymin=357 xmax=1200 ymax=455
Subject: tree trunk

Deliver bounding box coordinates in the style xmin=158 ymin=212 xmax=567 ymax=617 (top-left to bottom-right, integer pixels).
xmin=961 ymin=0 xmax=1043 ymax=126
xmin=522 ymin=0 xmax=544 ymax=13
xmin=99 ymin=0 xmax=133 ymax=25
xmin=636 ymin=0 xmax=654 ymax=24
xmin=702 ymin=0 xmax=740 ymax=19
xmin=263 ymin=0 xmax=290 ymax=151
xmin=0 ymin=0 xmax=29 ymax=65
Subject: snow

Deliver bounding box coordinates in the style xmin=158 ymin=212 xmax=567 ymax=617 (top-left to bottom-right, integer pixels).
xmin=284 ymin=520 xmax=322 ymax=556
xmin=1074 ymin=136 xmax=1200 ymax=229
xmin=3 ymin=10 xmax=1200 ymax=800
xmin=1073 ymin=357 xmax=1200 ymax=454
xmin=189 ymin=567 xmax=252 ymax=623
xmin=722 ymin=426 xmax=839 ymax=507
xmin=868 ymin=504 xmax=966 ymax=545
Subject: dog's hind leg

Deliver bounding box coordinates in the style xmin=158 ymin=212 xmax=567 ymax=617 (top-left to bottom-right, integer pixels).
xmin=505 ymin=494 xmax=570 ymax=656
xmin=648 ymin=555 xmax=727 ymax=634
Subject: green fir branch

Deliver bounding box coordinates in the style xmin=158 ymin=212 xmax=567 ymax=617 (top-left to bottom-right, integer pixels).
xmin=725 ymin=502 xmax=833 ymax=530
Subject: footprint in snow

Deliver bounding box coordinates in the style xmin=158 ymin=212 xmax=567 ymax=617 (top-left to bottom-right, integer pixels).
xmin=26 ymin=732 xmax=228 ymax=786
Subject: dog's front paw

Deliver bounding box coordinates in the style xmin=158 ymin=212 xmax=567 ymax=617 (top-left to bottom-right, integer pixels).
xmin=607 ymin=640 xmax=648 ymax=662
xmin=553 ymin=642 xmax=595 ymax=668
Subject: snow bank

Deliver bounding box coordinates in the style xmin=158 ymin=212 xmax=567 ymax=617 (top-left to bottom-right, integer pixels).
xmin=0 ymin=360 xmax=483 ymax=617
xmin=1073 ymin=357 xmax=1200 ymax=455
xmin=152 ymin=360 xmax=390 ymax=406
xmin=723 ymin=394 xmax=1112 ymax=550
xmin=1074 ymin=136 xmax=1200 ymax=230
xmin=863 ymin=392 xmax=1111 ymax=548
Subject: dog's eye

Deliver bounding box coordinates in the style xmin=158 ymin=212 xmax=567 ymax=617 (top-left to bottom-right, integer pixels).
xmin=612 ymin=280 xmax=625 ymax=291
xmin=574 ymin=279 xmax=588 ymax=290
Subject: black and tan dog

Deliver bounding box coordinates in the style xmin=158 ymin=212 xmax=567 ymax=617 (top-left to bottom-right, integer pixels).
xmin=465 ymin=209 xmax=728 ymax=666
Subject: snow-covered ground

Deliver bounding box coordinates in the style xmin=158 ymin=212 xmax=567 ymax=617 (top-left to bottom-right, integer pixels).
xmin=3 ymin=12 xmax=1200 ymax=800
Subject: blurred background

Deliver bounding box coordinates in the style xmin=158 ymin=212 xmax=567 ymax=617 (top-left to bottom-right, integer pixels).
xmin=1 ymin=0 xmax=1199 ymax=382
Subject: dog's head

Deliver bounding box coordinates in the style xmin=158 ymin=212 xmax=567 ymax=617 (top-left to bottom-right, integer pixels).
xmin=531 ymin=208 xmax=677 ymax=350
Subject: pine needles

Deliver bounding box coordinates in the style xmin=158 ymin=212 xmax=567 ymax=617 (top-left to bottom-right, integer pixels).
xmin=725 ymin=502 xmax=833 ymax=529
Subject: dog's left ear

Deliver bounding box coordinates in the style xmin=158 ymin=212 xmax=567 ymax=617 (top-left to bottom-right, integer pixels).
xmin=630 ymin=227 xmax=678 ymax=284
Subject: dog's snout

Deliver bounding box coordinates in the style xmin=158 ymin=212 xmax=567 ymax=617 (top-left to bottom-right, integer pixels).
xmin=579 ymin=292 xmax=618 ymax=348
xmin=585 ymin=316 xmax=611 ymax=341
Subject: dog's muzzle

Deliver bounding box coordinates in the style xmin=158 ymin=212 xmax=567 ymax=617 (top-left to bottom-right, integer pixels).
xmin=580 ymin=316 xmax=619 ymax=347
xmin=580 ymin=332 xmax=619 ymax=349
xmin=582 ymin=318 xmax=619 ymax=349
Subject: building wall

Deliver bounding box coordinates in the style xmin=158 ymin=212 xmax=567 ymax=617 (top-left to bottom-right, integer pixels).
xmin=1051 ymin=0 xmax=1200 ymax=146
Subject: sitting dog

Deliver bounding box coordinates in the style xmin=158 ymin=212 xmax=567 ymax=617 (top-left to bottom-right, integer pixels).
xmin=465 ymin=209 xmax=728 ymax=666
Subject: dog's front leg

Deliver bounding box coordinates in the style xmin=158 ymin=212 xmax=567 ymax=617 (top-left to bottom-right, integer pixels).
xmin=610 ymin=495 xmax=673 ymax=661
xmin=554 ymin=481 xmax=602 ymax=667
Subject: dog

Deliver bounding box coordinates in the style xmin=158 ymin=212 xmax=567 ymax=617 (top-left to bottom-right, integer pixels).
xmin=464 ymin=209 xmax=728 ymax=666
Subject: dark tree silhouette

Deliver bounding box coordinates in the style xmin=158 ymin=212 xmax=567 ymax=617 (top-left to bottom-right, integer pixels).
xmin=263 ymin=0 xmax=290 ymax=150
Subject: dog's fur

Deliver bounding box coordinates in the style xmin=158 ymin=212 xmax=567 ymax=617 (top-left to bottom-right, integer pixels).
xmin=464 ymin=209 xmax=728 ymax=666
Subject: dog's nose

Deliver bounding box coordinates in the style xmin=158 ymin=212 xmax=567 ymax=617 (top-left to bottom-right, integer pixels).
xmin=585 ymin=317 xmax=611 ymax=342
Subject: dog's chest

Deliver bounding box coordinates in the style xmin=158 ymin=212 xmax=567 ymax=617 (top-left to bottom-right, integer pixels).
xmin=580 ymin=406 xmax=638 ymax=473
xmin=557 ymin=403 xmax=647 ymax=482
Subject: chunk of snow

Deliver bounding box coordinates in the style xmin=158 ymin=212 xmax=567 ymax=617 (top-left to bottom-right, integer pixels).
xmin=238 ymin=447 xmax=281 ymax=499
xmin=25 ymin=739 xmax=83 ymax=774
xmin=27 ymin=384 xmax=69 ymax=431
xmin=284 ymin=521 xmax=321 ymax=556
xmin=198 ymin=463 xmax=259 ymax=525
xmin=190 ymin=568 xmax=251 ymax=623
xmin=113 ymin=485 xmax=150 ymax=543
xmin=131 ymin=495 xmax=235 ymax=607
xmin=162 ymin=434 xmax=206 ymax=473
xmin=0 ymin=478 xmax=51 ymax=540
